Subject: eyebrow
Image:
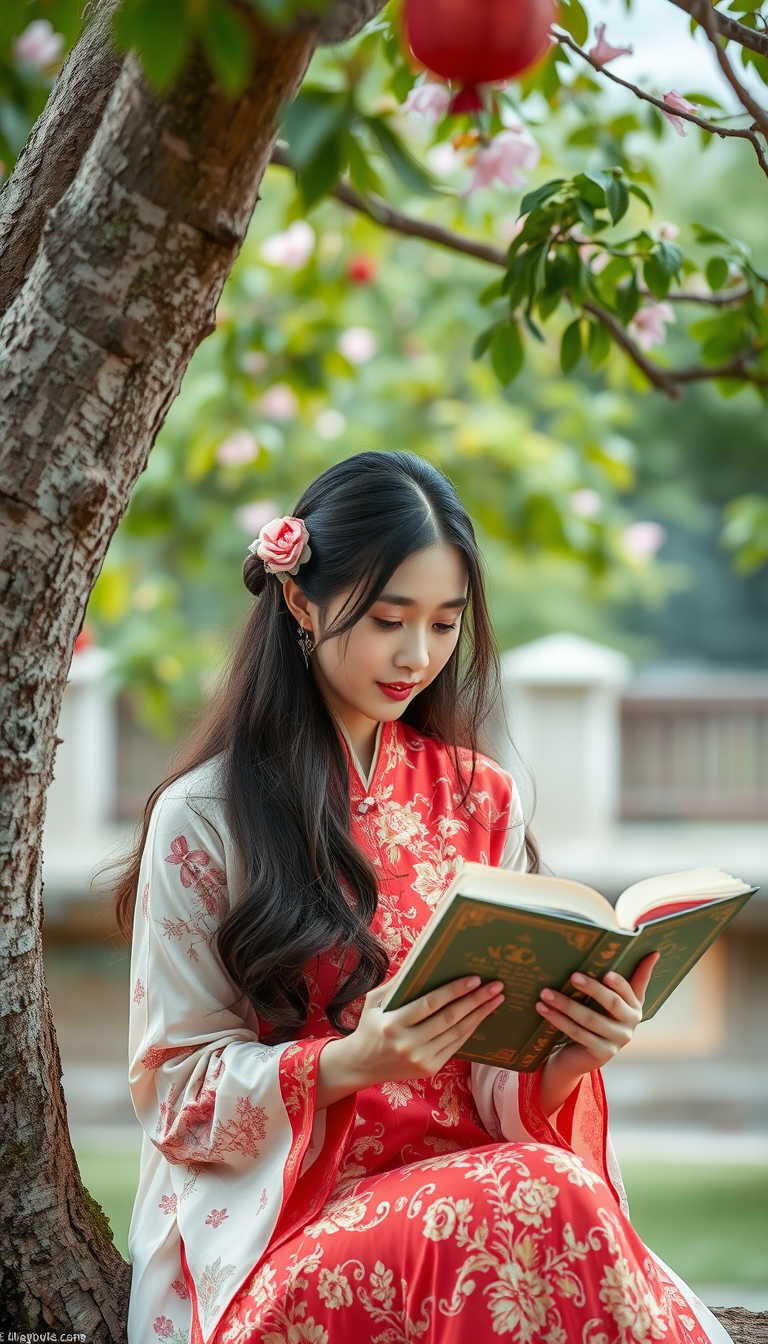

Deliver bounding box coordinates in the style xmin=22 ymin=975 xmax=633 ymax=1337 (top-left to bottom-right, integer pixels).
xmin=376 ymin=593 xmax=468 ymax=610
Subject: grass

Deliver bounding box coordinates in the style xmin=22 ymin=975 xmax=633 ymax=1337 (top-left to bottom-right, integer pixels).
xmin=74 ymin=1142 xmax=141 ymax=1259
xmin=73 ymin=1142 xmax=768 ymax=1284
xmin=622 ymin=1161 xmax=768 ymax=1285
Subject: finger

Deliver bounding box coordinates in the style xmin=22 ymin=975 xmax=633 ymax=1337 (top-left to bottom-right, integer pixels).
xmin=534 ymin=1002 xmax=620 ymax=1056
xmin=413 ymin=982 xmax=505 ymax=1045
xmin=627 ymin=952 xmax=661 ymax=1004
xmin=398 ymin=977 xmax=503 ymax=1029
xmin=428 ymin=993 xmax=505 ymax=1061
xmin=568 ymin=972 xmax=640 ymax=1020
xmin=540 ymin=988 xmax=636 ymax=1037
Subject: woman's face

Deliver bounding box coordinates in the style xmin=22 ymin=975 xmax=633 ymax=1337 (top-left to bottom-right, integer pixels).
xmin=289 ymin=544 xmax=468 ymax=739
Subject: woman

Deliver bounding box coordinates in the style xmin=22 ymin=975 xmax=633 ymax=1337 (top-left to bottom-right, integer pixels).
xmin=117 ymin=450 xmax=731 ymax=1344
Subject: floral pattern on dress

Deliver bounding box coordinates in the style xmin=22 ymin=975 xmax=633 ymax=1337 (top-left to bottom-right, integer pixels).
xmin=127 ymin=724 xmax=724 ymax=1344
xmin=161 ymin=834 xmax=228 ymax=960
xmin=218 ymin=1143 xmax=710 ymax=1344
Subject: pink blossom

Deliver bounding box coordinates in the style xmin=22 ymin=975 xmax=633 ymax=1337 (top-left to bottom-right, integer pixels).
xmin=205 ymin=1207 xmax=229 ymax=1228
xmin=165 ymin=835 xmax=210 ymax=889
xmin=570 ymin=488 xmax=601 ymax=518
xmin=339 ymin=326 xmax=378 ymax=364
xmin=216 ymin=431 xmax=259 ymax=467
xmin=260 ymin=220 xmax=315 ymax=269
xmin=588 ymin=23 xmax=633 ymax=67
xmin=314 ymin=409 xmax=346 ymax=439
xmin=658 ymin=221 xmax=680 ymax=241
xmin=241 ymin=350 xmax=268 ymax=376
xmin=251 ymin=516 xmax=311 ymax=577
xmin=13 ymin=20 xmax=64 ymax=69
xmin=465 ymin=128 xmax=540 ymax=194
xmin=402 ymin=82 xmax=451 ymax=124
xmin=628 ymin=301 xmax=675 ymax=351
xmin=158 ymin=1194 xmax=178 ymax=1215
xmin=153 ymin=1318 xmax=174 ymax=1339
xmin=661 ymin=91 xmax=699 ymax=137
xmin=234 ymin=500 xmax=280 ymax=536
xmin=622 ymin=521 xmax=666 ymax=559
xmin=258 ymin=383 xmax=298 ymax=420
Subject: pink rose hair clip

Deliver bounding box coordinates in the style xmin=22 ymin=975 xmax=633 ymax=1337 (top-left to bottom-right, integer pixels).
xmin=247 ymin=515 xmax=312 ymax=584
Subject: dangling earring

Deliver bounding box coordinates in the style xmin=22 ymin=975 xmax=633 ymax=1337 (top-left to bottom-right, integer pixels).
xmin=297 ymin=623 xmax=315 ymax=669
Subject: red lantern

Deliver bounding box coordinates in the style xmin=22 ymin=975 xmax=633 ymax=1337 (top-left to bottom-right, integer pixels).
xmin=403 ymin=0 xmax=558 ymax=114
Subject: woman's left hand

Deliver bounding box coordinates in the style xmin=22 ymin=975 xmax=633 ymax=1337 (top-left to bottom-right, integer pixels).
xmin=535 ymin=951 xmax=660 ymax=1073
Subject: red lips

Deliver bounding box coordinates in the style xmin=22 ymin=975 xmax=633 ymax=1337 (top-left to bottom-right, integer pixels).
xmin=377 ymin=682 xmax=419 ymax=701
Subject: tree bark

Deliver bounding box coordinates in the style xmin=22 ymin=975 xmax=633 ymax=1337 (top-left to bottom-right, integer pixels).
xmin=0 ymin=0 xmax=383 ymax=1334
xmin=711 ymin=1310 xmax=768 ymax=1344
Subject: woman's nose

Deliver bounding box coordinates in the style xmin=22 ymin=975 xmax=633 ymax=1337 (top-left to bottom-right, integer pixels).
xmin=395 ymin=628 xmax=430 ymax=671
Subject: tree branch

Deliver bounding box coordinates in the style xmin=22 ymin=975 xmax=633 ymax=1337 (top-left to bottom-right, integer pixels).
xmin=666 ymin=0 xmax=768 ymax=59
xmin=268 ymin=149 xmax=767 ymax=400
xmin=0 ymin=0 xmax=123 ymax=318
xmin=639 ymin=287 xmax=751 ymax=306
xmin=692 ymin=0 xmax=768 ymax=140
xmin=555 ymin=30 xmax=768 ymax=181
xmin=582 ymin=301 xmax=683 ymax=397
xmin=271 ymin=142 xmax=508 ymax=265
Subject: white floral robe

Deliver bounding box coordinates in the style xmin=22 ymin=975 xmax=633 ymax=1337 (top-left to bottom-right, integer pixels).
xmin=126 ymin=719 xmax=732 ymax=1344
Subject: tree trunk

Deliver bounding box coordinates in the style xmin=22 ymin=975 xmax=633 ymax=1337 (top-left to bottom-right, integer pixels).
xmin=711 ymin=1309 xmax=768 ymax=1344
xmin=0 ymin=0 xmax=383 ymax=1333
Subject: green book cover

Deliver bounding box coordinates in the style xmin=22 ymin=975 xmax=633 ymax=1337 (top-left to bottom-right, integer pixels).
xmin=381 ymin=881 xmax=756 ymax=1071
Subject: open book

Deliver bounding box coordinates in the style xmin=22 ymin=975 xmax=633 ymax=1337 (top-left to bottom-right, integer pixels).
xmin=381 ymin=865 xmax=756 ymax=1070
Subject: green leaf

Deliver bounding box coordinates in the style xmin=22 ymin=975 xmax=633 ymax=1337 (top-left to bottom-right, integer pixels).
xmin=606 ymin=176 xmax=629 ymax=224
xmin=627 ymin=183 xmax=653 ymax=210
xmin=112 ymin=0 xmax=191 ymax=89
xmin=391 ymin=64 xmax=416 ymax=102
xmin=519 ymin=179 xmax=566 ymax=217
xmin=297 ymin=131 xmax=346 ymax=209
xmin=587 ymin=318 xmax=611 ymax=367
xmin=366 ymin=117 xmax=439 ymax=196
xmin=656 ymin=240 xmax=683 ymax=276
xmin=576 ymin=197 xmax=596 ymax=231
xmin=692 ymin=223 xmax=731 ymax=247
xmin=560 ymin=319 xmax=583 ymax=373
xmin=537 ymin=289 xmax=562 ymax=320
xmin=491 ymin=321 xmax=525 ymax=384
xmin=557 ymin=0 xmax=589 ymax=45
xmin=282 ymin=91 xmax=349 ymax=170
xmin=479 ymin=278 xmax=504 ymax=306
xmin=199 ymin=5 xmax=253 ymax=97
xmin=472 ymin=324 xmax=497 ymax=359
xmin=643 ymin=256 xmax=671 ymax=299
xmin=346 ymin=130 xmax=383 ymax=197
xmin=574 ymin=172 xmax=607 ymax=208
xmin=706 ymin=256 xmax=729 ymax=292
xmin=616 ymin=272 xmax=640 ymax=324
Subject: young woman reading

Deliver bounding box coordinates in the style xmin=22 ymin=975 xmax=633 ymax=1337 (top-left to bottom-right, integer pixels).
xmin=117 ymin=451 xmax=731 ymax=1344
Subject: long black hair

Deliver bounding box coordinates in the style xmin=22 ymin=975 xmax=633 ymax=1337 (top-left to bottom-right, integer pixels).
xmin=114 ymin=451 xmax=538 ymax=1040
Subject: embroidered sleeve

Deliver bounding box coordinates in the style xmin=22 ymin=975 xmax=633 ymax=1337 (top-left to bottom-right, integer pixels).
xmin=128 ymin=776 xmax=357 ymax=1338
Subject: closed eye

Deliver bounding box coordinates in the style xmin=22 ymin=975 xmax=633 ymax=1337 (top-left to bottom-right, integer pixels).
xmin=372 ymin=618 xmax=458 ymax=632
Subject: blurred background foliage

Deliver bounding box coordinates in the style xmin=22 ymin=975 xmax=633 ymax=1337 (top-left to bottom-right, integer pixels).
xmin=2 ymin=0 xmax=768 ymax=733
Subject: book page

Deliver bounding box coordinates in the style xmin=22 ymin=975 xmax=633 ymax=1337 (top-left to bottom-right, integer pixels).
xmin=453 ymin=865 xmax=619 ymax=928
xmin=615 ymin=867 xmax=752 ymax=930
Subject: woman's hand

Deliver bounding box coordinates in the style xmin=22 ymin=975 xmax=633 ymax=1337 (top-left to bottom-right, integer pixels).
xmin=536 ymin=952 xmax=660 ymax=1115
xmin=316 ymin=975 xmax=504 ymax=1108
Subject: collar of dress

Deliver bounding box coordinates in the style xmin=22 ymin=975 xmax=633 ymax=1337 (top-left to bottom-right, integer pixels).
xmin=334 ymin=717 xmax=387 ymax=792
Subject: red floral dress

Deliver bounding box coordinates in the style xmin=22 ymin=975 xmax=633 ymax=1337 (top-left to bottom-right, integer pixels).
xmin=126 ymin=719 xmax=732 ymax=1344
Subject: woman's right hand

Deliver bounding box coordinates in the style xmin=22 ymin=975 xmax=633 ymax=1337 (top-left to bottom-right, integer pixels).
xmin=316 ymin=976 xmax=505 ymax=1108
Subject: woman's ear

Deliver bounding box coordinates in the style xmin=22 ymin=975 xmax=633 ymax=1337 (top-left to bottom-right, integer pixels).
xmin=282 ymin=577 xmax=315 ymax=633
